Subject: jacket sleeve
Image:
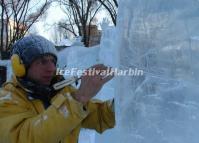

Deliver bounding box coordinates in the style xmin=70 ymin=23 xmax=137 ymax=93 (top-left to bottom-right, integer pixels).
xmin=0 ymin=89 xmax=89 ymax=143
xmin=81 ymin=99 xmax=115 ymax=133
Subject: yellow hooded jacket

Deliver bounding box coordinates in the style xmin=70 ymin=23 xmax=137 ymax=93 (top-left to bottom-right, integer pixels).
xmin=0 ymin=78 xmax=115 ymax=143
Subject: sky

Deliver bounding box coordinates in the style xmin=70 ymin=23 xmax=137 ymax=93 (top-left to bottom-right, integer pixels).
xmin=33 ymin=3 xmax=66 ymax=41
xmin=33 ymin=2 xmax=108 ymax=42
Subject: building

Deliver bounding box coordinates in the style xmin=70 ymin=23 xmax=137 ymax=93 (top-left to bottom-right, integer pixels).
xmin=82 ymin=25 xmax=102 ymax=47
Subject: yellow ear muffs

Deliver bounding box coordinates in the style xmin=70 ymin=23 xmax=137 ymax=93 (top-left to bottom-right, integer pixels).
xmin=11 ymin=54 xmax=26 ymax=77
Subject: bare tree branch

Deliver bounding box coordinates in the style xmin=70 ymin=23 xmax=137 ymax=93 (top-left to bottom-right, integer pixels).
xmin=97 ymin=0 xmax=118 ymax=25
xmin=58 ymin=0 xmax=103 ymax=46
xmin=0 ymin=0 xmax=52 ymax=58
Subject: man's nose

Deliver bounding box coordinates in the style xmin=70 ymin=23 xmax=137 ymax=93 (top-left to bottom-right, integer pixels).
xmin=45 ymin=61 xmax=56 ymax=72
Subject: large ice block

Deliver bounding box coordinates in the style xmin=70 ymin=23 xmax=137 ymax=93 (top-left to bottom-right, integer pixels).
xmin=115 ymin=0 xmax=199 ymax=143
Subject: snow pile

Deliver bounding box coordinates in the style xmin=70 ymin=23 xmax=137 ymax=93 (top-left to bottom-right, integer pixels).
xmin=72 ymin=37 xmax=84 ymax=47
xmin=113 ymin=0 xmax=199 ymax=143
xmin=56 ymin=38 xmax=73 ymax=47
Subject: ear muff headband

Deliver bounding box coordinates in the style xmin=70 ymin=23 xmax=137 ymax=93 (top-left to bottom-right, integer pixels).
xmin=11 ymin=54 xmax=26 ymax=77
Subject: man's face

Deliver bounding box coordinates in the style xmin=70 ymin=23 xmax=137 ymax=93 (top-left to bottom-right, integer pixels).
xmin=27 ymin=55 xmax=56 ymax=85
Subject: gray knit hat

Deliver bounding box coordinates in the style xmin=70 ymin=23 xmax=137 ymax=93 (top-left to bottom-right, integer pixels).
xmin=11 ymin=35 xmax=57 ymax=68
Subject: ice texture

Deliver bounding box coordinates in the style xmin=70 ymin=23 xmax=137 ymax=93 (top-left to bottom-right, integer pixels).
xmin=114 ymin=0 xmax=199 ymax=143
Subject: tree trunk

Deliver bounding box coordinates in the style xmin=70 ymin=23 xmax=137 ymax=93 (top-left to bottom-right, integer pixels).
xmin=1 ymin=0 xmax=5 ymax=58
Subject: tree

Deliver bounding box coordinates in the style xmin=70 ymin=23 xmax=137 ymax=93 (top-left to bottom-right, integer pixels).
xmin=51 ymin=23 xmax=70 ymax=44
xmin=57 ymin=0 xmax=103 ymax=47
xmin=97 ymin=0 xmax=118 ymax=26
xmin=0 ymin=0 xmax=52 ymax=59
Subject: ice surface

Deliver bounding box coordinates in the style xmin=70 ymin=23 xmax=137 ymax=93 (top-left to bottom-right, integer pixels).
xmin=58 ymin=45 xmax=100 ymax=70
xmin=99 ymin=24 xmax=118 ymax=67
xmin=114 ymin=0 xmax=199 ymax=143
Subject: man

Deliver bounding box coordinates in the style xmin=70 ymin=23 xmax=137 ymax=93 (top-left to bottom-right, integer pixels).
xmin=0 ymin=35 xmax=115 ymax=143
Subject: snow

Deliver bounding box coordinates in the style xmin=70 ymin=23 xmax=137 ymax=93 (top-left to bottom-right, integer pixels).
xmin=56 ymin=38 xmax=73 ymax=47
xmin=72 ymin=36 xmax=84 ymax=47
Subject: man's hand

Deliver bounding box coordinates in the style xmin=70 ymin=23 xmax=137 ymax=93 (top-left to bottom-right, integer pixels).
xmin=73 ymin=64 xmax=114 ymax=105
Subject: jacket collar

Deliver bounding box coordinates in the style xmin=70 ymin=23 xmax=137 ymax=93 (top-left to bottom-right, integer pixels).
xmin=6 ymin=75 xmax=65 ymax=108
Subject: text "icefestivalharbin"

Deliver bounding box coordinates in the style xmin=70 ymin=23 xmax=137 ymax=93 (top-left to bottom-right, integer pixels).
xmin=56 ymin=67 xmax=144 ymax=76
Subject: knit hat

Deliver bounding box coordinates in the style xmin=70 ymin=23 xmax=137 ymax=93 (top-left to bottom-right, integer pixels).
xmin=11 ymin=35 xmax=57 ymax=68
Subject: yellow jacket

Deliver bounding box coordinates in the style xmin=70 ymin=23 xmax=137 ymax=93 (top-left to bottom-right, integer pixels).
xmin=0 ymin=78 xmax=115 ymax=143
